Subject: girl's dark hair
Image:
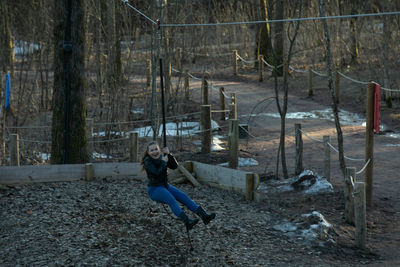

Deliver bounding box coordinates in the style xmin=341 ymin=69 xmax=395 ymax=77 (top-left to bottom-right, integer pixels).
xmin=140 ymin=141 xmax=159 ymax=166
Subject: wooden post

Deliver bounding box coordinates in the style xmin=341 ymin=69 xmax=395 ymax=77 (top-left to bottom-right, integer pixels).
xmin=308 ymin=66 xmax=313 ymax=97
xmin=354 ymin=182 xmax=367 ymax=249
xmin=258 ymin=54 xmax=264 ymax=82
xmin=0 ymin=85 xmax=6 ymax=165
xmin=86 ymin=118 xmax=94 ymax=160
xmin=201 ymin=72 xmax=209 ymax=105
xmin=228 ymin=119 xmax=239 ymax=169
xmin=323 ymin=135 xmax=331 ymax=181
xmin=135 ymin=28 xmax=140 ymax=51
xmin=129 ymin=132 xmax=139 ymax=162
xmin=85 ymin=163 xmax=94 ymax=181
xmin=228 ymin=93 xmax=237 ymax=120
xmin=178 ymin=164 xmax=200 ymax=187
xmin=365 ymin=82 xmax=374 ymax=207
xmin=200 ymin=105 xmax=211 ymax=154
xmin=245 ymin=173 xmax=254 ymax=201
xmin=334 ymin=67 xmax=340 ymax=104
xmin=146 ymin=59 xmax=152 ymax=88
xmin=10 ymin=134 xmax=20 ymax=166
xmin=344 ymin=167 xmax=356 ymax=224
xmin=165 ymin=61 xmax=172 ymax=100
xmin=219 ymin=87 xmax=226 ymax=120
xmin=184 ymin=69 xmax=189 ymax=101
xmin=176 ymin=48 xmax=182 ymax=71
xmin=230 ymin=92 xmax=237 ymax=105
xmin=295 ymin=124 xmax=303 ymax=175
xmin=233 ymin=50 xmax=238 ymax=76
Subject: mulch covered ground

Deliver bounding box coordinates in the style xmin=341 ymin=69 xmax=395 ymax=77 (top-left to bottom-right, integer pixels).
xmin=0 ymin=176 xmax=380 ymax=266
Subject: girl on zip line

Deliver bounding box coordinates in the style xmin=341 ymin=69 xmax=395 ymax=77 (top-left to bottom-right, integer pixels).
xmin=141 ymin=141 xmax=216 ymax=231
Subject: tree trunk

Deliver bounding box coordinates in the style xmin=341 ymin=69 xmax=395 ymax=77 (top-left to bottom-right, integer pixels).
xmin=350 ymin=7 xmax=359 ymax=64
xmin=319 ymin=0 xmax=346 ymax=175
xmin=256 ymin=0 xmax=274 ymax=67
xmin=51 ymin=0 xmax=89 ymax=164
xmin=273 ymin=1 xmax=302 ymax=179
xmin=273 ymin=0 xmax=284 ymax=76
xmin=0 ymin=0 xmax=14 ymax=75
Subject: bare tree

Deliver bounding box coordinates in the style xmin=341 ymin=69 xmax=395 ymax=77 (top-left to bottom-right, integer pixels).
xmin=319 ymin=0 xmax=346 ymax=175
xmin=274 ymin=0 xmax=302 ymax=179
xmin=51 ymin=0 xmax=89 ymax=164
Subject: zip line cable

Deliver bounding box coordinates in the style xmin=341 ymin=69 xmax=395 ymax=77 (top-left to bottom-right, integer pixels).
xmin=120 ymin=1 xmax=400 ymax=28
xmin=162 ymin=11 xmax=400 ymax=27
xmin=121 ymin=0 xmax=156 ymax=25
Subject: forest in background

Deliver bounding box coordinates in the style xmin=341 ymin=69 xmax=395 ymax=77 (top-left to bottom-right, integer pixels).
xmin=0 ymin=0 xmax=399 ymax=165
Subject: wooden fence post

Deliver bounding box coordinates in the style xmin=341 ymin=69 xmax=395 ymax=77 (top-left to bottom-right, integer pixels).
xmin=308 ymin=66 xmax=313 ymax=97
xmin=365 ymin=82 xmax=375 ymax=207
xmin=258 ymin=54 xmax=264 ymax=82
xmin=334 ymin=67 xmax=340 ymax=104
xmin=354 ymin=182 xmax=367 ymax=249
xmin=233 ymin=50 xmax=238 ymax=76
xmin=184 ymin=69 xmax=190 ymax=101
xmin=85 ymin=163 xmax=94 ymax=181
xmin=146 ymin=59 xmax=152 ymax=88
xmin=228 ymin=119 xmax=239 ymax=169
xmin=129 ymin=132 xmax=139 ymax=162
xmin=344 ymin=167 xmax=356 ymax=224
xmin=200 ymin=105 xmax=211 ymax=154
xmin=176 ymin=48 xmax=182 ymax=71
xmin=295 ymin=124 xmax=303 ymax=175
xmin=201 ymin=72 xmax=209 ymax=105
xmin=219 ymin=87 xmax=226 ymax=120
xmin=86 ymin=118 xmax=93 ymax=160
xmin=165 ymin=61 xmax=172 ymax=100
xmin=229 ymin=93 xmax=237 ymax=120
xmin=10 ymin=134 xmax=20 ymax=166
xmin=0 ymin=86 xmax=5 ymax=165
xmin=246 ymin=173 xmax=254 ymax=201
xmin=323 ymin=135 xmax=331 ymax=181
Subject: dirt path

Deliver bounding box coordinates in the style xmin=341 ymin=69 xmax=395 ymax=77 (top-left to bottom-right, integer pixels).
xmin=203 ymin=75 xmax=400 ymax=265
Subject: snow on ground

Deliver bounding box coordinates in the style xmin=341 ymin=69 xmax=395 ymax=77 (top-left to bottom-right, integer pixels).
xmin=258 ymin=170 xmax=333 ymax=195
xmin=218 ymin=157 xmax=259 ymax=167
xmin=260 ymin=170 xmax=336 ymax=246
xmin=273 ymin=211 xmax=337 ymax=246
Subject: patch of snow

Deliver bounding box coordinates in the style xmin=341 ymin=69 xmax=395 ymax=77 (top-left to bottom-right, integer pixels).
xmin=92 ymin=152 xmax=110 ymax=159
xmin=131 ymin=108 xmax=144 ymax=115
xmin=384 ymin=144 xmax=400 ymax=147
xmin=243 ymin=108 xmax=366 ymax=126
xmin=132 ymin=120 xmax=220 ymax=138
xmin=258 ymin=170 xmax=333 ymax=194
xmin=274 ymin=211 xmax=336 ymax=246
xmin=218 ymin=157 xmax=259 ymax=167
xmin=38 ymin=153 xmax=50 ymax=161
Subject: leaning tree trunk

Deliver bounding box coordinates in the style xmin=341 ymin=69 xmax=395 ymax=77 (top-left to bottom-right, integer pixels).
xmin=319 ymin=0 xmax=346 ymax=174
xmin=51 ymin=0 xmax=89 ymax=164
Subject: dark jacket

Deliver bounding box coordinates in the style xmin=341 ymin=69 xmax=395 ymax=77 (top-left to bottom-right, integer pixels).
xmin=144 ymin=154 xmax=178 ymax=187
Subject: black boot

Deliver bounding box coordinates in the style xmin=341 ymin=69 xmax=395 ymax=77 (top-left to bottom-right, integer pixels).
xmin=195 ymin=206 xmax=216 ymax=225
xmin=178 ymin=211 xmax=199 ymax=231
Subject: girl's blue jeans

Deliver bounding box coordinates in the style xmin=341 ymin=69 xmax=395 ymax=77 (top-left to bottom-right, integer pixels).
xmin=147 ymin=184 xmax=199 ymax=217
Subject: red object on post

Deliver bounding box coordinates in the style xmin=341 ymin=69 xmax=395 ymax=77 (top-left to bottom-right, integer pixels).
xmin=373 ymin=83 xmax=381 ymax=133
